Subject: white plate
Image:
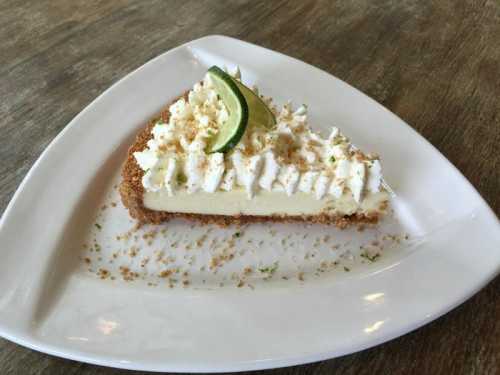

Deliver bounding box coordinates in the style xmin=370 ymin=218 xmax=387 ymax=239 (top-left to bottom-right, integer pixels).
xmin=0 ymin=35 xmax=499 ymax=372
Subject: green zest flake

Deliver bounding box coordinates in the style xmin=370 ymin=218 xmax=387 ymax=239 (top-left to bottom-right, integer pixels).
xmin=177 ymin=173 xmax=187 ymax=184
xmin=330 ymin=155 xmax=336 ymax=163
xmin=360 ymin=251 xmax=381 ymax=262
xmin=258 ymin=261 xmax=279 ymax=274
xmin=95 ymin=223 xmax=102 ymax=230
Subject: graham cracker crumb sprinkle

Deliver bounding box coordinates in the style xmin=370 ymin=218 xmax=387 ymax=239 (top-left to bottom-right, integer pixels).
xmin=128 ymin=246 xmax=139 ymax=257
xmin=159 ymin=269 xmax=174 ymax=278
xmin=98 ymin=268 xmax=110 ymax=279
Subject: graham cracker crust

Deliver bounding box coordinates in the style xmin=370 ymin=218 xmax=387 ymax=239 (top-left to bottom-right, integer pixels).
xmin=119 ymin=94 xmax=381 ymax=228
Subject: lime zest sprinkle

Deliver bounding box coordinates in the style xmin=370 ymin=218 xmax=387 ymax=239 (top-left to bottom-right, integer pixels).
xmin=259 ymin=261 xmax=279 ymax=274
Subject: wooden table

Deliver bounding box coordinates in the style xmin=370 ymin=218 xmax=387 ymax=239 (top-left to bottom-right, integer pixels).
xmin=1 ymin=1 xmax=499 ymax=374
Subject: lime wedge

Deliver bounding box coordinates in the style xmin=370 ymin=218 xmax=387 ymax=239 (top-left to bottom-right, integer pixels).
xmin=233 ymin=79 xmax=276 ymax=129
xmin=206 ymin=66 xmax=249 ymax=153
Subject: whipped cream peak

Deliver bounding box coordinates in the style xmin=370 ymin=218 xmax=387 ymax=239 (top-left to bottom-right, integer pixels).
xmin=133 ymin=68 xmax=384 ymax=202
xmin=232 ymin=151 xmax=264 ymax=198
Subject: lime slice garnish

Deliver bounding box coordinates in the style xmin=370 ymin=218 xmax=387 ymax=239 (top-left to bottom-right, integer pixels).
xmin=206 ymin=66 xmax=249 ymax=153
xmin=233 ymin=79 xmax=276 ymax=129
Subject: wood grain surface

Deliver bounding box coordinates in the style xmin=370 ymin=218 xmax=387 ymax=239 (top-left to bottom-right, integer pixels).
xmin=1 ymin=0 xmax=499 ymax=374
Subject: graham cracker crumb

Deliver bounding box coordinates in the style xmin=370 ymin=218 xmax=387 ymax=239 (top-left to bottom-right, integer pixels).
xmin=98 ymin=268 xmax=110 ymax=279
xmin=159 ymin=269 xmax=174 ymax=278
xmin=128 ymin=246 xmax=139 ymax=257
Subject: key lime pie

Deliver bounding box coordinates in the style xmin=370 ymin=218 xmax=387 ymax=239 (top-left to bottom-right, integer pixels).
xmin=120 ymin=66 xmax=389 ymax=227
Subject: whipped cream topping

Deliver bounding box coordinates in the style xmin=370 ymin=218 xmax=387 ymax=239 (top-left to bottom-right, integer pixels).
xmin=134 ymin=68 xmax=384 ymax=203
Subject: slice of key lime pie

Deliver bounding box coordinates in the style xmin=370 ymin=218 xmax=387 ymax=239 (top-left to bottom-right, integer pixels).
xmin=120 ymin=66 xmax=389 ymax=227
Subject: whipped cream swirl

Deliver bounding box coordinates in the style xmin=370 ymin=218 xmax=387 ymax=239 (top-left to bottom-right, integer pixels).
xmin=134 ymin=69 xmax=383 ymax=202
